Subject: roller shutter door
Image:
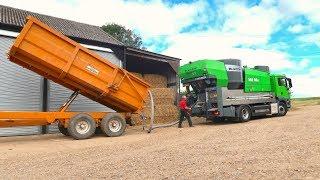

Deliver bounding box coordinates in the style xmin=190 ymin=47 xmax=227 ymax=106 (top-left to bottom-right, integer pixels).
xmin=47 ymin=50 xmax=119 ymax=133
xmin=0 ymin=36 xmax=42 ymax=136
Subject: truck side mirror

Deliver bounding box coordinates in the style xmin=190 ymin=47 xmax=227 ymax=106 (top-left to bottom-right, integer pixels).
xmin=287 ymin=78 xmax=292 ymax=88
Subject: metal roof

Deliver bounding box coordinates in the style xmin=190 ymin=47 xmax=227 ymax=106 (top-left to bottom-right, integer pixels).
xmin=126 ymin=47 xmax=180 ymax=61
xmin=0 ymin=5 xmax=123 ymax=46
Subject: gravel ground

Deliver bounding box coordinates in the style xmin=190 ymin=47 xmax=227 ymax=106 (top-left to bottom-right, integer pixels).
xmin=0 ymin=105 xmax=320 ymax=179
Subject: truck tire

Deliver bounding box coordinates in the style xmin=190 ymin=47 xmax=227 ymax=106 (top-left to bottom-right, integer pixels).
xmin=277 ymin=102 xmax=288 ymax=116
xmin=67 ymin=113 xmax=96 ymax=140
xmin=100 ymin=113 xmax=126 ymax=137
xmin=236 ymin=105 xmax=251 ymax=122
xmin=58 ymin=122 xmax=69 ymax=136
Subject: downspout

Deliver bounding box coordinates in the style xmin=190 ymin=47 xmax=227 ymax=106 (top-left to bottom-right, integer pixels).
xmin=40 ymin=78 xmax=49 ymax=134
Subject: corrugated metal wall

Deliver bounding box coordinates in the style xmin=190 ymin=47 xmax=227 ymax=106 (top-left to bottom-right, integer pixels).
xmin=47 ymin=81 xmax=115 ymax=133
xmin=0 ymin=36 xmax=42 ymax=136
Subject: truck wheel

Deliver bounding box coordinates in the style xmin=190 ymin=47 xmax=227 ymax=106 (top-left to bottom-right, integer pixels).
xmin=236 ymin=105 xmax=251 ymax=122
xmin=278 ymin=102 xmax=288 ymax=116
xmin=100 ymin=113 xmax=126 ymax=137
xmin=67 ymin=113 xmax=96 ymax=140
xmin=58 ymin=122 xmax=69 ymax=136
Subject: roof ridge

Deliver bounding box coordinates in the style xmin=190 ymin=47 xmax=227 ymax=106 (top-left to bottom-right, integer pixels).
xmin=0 ymin=5 xmax=96 ymax=27
xmin=0 ymin=5 xmax=124 ymax=45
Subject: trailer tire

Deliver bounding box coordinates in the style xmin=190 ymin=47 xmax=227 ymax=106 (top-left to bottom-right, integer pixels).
xmin=100 ymin=113 xmax=126 ymax=137
xmin=67 ymin=113 xmax=96 ymax=140
xmin=277 ymin=102 xmax=287 ymax=116
xmin=58 ymin=122 xmax=69 ymax=136
xmin=236 ymin=105 xmax=251 ymax=122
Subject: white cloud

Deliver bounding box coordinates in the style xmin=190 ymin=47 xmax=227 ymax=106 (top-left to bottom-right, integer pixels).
xmin=291 ymin=67 xmax=320 ymax=97
xmin=309 ymin=67 xmax=320 ymax=77
xmin=297 ymin=32 xmax=320 ymax=47
xmin=280 ymin=0 xmax=320 ymax=23
xmin=297 ymin=58 xmax=310 ymax=69
xmin=162 ymin=31 xmax=295 ymax=71
xmin=287 ymin=24 xmax=306 ymax=33
xmin=219 ymin=1 xmax=282 ymax=45
xmin=160 ymin=0 xmax=294 ymax=70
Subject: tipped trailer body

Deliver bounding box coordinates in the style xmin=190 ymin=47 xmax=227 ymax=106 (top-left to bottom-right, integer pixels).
xmin=0 ymin=16 xmax=150 ymax=139
xmin=179 ymin=59 xmax=292 ymax=122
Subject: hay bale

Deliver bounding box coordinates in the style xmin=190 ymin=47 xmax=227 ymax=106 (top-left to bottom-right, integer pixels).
xmin=129 ymin=86 xmax=178 ymax=125
xmin=131 ymin=104 xmax=179 ymax=125
xmin=145 ymin=88 xmax=176 ymax=105
xmin=142 ymin=104 xmax=179 ymax=124
xmin=143 ymin=104 xmax=178 ymax=116
xmin=144 ymin=74 xmax=167 ymax=88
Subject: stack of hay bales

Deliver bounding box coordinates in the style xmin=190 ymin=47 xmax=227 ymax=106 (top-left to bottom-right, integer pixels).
xmin=129 ymin=72 xmax=179 ymax=125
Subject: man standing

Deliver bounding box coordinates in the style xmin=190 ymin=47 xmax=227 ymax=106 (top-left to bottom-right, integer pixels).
xmin=178 ymin=95 xmax=193 ymax=128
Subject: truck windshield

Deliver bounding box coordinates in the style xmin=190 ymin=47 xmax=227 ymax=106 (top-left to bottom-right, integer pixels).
xmin=278 ymin=77 xmax=292 ymax=88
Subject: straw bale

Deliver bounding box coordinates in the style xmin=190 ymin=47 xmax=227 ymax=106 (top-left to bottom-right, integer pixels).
xmin=145 ymin=88 xmax=175 ymax=105
xmin=132 ymin=104 xmax=179 ymax=125
xmin=144 ymin=74 xmax=167 ymax=88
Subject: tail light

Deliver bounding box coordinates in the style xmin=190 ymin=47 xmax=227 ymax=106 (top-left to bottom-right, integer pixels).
xmin=212 ymin=110 xmax=220 ymax=116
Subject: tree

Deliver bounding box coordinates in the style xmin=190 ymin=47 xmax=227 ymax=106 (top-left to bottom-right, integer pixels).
xmin=101 ymin=23 xmax=145 ymax=49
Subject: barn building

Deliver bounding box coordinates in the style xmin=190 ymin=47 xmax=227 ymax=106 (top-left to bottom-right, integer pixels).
xmin=0 ymin=5 xmax=180 ymax=136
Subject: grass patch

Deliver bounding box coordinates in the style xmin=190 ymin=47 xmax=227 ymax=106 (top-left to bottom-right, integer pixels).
xmin=291 ymin=97 xmax=320 ymax=110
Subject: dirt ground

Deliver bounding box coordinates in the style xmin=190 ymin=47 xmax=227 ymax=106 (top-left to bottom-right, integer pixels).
xmin=0 ymin=105 xmax=320 ymax=179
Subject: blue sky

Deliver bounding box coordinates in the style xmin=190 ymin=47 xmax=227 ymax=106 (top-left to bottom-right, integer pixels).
xmin=1 ymin=0 xmax=320 ymax=97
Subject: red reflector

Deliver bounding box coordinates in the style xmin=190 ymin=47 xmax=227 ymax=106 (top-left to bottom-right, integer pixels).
xmin=212 ymin=111 xmax=220 ymax=116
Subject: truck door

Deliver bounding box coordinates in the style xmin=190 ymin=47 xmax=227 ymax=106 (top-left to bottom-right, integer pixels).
xmin=276 ymin=77 xmax=291 ymax=100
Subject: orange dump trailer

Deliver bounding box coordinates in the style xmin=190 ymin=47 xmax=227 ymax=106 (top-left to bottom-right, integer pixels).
xmin=0 ymin=16 xmax=151 ymax=139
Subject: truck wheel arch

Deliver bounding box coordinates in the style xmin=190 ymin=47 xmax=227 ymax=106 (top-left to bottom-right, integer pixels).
xmin=235 ymin=105 xmax=252 ymax=122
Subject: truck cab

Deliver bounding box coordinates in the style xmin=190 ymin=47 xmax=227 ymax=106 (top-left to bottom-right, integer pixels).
xmin=271 ymin=74 xmax=292 ymax=109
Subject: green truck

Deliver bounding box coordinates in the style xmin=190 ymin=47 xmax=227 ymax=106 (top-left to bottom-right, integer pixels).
xmin=179 ymin=59 xmax=292 ymax=122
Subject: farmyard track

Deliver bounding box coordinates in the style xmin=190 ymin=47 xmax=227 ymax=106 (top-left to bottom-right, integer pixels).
xmin=0 ymin=105 xmax=319 ymax=179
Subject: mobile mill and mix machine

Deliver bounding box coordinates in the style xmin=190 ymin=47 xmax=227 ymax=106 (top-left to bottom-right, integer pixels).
xmin=179 ymin=59 xmax=292 ymax=122
xmin=0 ymin=16 xmax=152 ymax=140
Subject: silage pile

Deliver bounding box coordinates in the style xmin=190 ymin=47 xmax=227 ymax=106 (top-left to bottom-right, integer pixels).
xmin=130 ymin=72 xmax=179 ymax=125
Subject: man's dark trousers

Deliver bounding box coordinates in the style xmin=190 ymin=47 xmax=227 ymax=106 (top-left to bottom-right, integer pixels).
xmin=178 ymin=110 xmax=193 ymax=128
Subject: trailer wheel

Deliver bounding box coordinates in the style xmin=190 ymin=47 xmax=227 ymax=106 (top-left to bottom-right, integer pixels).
xmin=67 ymin=113 xmax=96 ymax=140
xmin=58 ymin=122 xmax=69 ymax=136
xmin=100 ymin=113 xmax=126 ymax=137
xmin=277 ymin=102 xmax=288 ymax=116
xmin=236 ymin=105 xmax=251 ymax=122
